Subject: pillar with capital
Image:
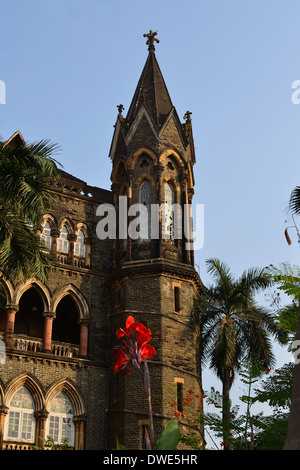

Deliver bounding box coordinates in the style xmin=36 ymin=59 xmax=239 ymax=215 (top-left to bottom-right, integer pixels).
xmin=154 ymin=164 xmax=164 ymax=258
xmin=4 ymin=305 xmax=18 ymax=348
xmin=0 ymin=406 xmax=8 ymax=449
xmin=42 ymin=312 xmax=55 ymax=353
xmin=34 ymin=410 xmax=49 ymax=448
xmin=126 ymin=169 xmax=134 ymax=261
xmin=50 ymin=228 xmax=60 ymax=254
xmin=67 ymin=233 xmax=77 ymax=266
xmin=78 ymin=319 xmax=89 ymax=357
xmin=73 ymin=415 xmax=86 ymax=450
xmin=180 ymin=171 xmax=191 ymax=265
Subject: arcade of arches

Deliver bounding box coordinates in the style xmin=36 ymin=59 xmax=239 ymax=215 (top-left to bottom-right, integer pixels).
xmin=0 ymin=377 xmax=86 ymax=450
xmin=0 ymin=282 xmax=89 ymax=449
xmin=0 ymin=283 xmax=89 ymax=359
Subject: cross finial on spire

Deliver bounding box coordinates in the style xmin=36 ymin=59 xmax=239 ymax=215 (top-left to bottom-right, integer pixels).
xmin=143 ymin=29 xmax=160 ymax=51
xmin=184 ymin=110 xmax=192 ymax=123
xmin=117 ymin=104 xmax=125 ymax=114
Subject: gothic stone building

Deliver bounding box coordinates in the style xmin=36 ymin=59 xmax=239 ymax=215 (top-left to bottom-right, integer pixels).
xmin=0 ymin=32 xmax=202 ymax=450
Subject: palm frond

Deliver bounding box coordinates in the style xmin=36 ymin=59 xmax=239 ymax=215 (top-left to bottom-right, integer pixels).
xmin=264 ymin=263 xmax=300 ymax=301
xmin=288 ymin=186 xmax=300 ymax=215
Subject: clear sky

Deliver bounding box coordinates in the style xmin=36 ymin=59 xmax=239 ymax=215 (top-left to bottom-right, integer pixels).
xmin=1 ymin=0 xmax=300 ymax=446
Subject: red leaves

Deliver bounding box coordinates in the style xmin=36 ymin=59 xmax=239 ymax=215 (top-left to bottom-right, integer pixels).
xmin=113 ymin=315 xmax=156 ymax=374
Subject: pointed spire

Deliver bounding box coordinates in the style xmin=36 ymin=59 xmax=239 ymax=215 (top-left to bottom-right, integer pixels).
xmin=126 ymin=31 xmax=173 ymax=128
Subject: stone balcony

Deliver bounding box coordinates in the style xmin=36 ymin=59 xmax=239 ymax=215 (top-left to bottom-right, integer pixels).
xmin=0 ymin=332 xmax=80 ymax=359
xmin=2 ymin=441 xmax=34 ymax=450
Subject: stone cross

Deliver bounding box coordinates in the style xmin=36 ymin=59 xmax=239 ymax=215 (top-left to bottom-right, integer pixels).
xmin=184 ymin=111 xmax=192 ymax=123
xmin=117 ymin=104 xmax=124 ymax=114
xmin=143 ymin=30 xmax=160 ymax=51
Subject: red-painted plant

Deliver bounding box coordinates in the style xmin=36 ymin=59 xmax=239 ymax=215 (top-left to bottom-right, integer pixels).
xmin=113 ymin=315 xmax=156 ymax=449
xmin=113 ymin=316 xmax=180 ymax=450
xmin=113 ymin=315 xmax=156 ymax=376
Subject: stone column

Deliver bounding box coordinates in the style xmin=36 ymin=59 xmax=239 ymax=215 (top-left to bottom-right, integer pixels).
xmin=111 ymin=183 xmax=119 ymax=268
xmin=126 ymin=170 xmax=134 ymax=261
xmin=181 ymin=172 xmax=191 ymax=264
xmin=4 ymin=305 xmax=19 ymax=348
xmin=154 ymin=164 xmax=164 ymax=258
xmin=83 ymin=237 xmax=91 ymax=268
xmin=67 ymin=233 xmax=77 ymax=265
xmin=188 ymin=187 xmax=195 ymax=267
xmin=42 ymin=312 xmax=55 ymax=353
xmin=78 ymin=320 xmax=89 ymax=357
xmin=0 ymin=406 xmax=8 ymax=449
xmin=50 ymin=228 xmax=60 ymax=256
xmin=73 ymin=415 xmax=86 ymax=450
xmin=34 ymin=410 xmax=49 ymax=448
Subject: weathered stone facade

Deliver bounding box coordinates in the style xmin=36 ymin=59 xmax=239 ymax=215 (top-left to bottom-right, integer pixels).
xmin=0 ymin=35 xmax=202 ymax=450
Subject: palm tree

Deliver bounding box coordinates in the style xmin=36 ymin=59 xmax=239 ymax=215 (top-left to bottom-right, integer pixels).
xmin=281 ymin=184 xmax=300 ymax=449
xmin=194 ymin=258 xmax=283 ymax=450
xmin=0 ymin=131 xmax=60 ymax=286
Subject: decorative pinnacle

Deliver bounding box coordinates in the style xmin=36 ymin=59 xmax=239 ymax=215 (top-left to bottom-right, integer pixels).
xmin=184 ymin=110 xmax=192 ymax=123
xmin=143 ymin=29 xmax=160 ymax=51
xmin=117 ymin=104 xmax=125 ymax=114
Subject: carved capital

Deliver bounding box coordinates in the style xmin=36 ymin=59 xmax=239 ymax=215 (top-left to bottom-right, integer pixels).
xmin=43 ymin=311 xmax=56 ymax=320
xmin=111 ymin=183 xmax=120 ymax=195
xmin=180 ymin=172 xmax=188 ymax=185
xmin=67 ymin=233 xmax=77 ymax=242
xmin=50 ymin=229 xmax=60 ymax=238
xmin=5 ymin=304 xmax=19 ymax=314
xmin=154 ymin=164 xmax=164 ymax=175
xmin=34 ymin=410 xmax=49 ymax=420
xmin=0 ymin=406 xmax=9 ymax=416
xmin=73 ymin=414 xmax=87 ymax=423
xmin=126 ymin=170 xmax=134 ymax=182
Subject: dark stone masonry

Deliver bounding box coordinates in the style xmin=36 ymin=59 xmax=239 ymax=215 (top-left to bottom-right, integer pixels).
xmin=0 ymin=32 xmax=203 ymax=450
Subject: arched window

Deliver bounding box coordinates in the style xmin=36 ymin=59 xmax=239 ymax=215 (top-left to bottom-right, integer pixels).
xmin=164 ymin=182 xmax=175 ymax=240
xmin=74 ymin=230 xmax=86 ymax=258
xmin=46 ymin=392 xmax=74 ymax=447
xmin=5 ymin=387 xmax=35 ymax=443
xmin=57 ymin=226 xmax=69 ymax=253
xmin=139 ymin=180 xmax=152 ymax=240
xmin=40 ymin=222 xmax=52 ymax=249
xmin=52 ymin=295 xmax=80 ymax=345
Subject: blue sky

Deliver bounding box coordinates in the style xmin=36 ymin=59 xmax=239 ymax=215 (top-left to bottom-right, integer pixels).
xmin=1 ymin=0 xmax=300 ymax=445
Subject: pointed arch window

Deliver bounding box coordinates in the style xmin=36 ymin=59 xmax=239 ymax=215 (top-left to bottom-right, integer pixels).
xmin=74 ymin=230 xmax=86 ymax=258
xmin=5 ymin=386 xmax=36 ymax=443
xmin=139 ymin=180 xmax=152 ymax=240
xmin=57 ymin=226 xmax=69 ymax=253
xmin=164 ymin=181 xmax=175 ymax=240
xmin=41 ymin=222 xmax=52 ymax=249
xmin=46 ymin=392 xmax=74 ymax=447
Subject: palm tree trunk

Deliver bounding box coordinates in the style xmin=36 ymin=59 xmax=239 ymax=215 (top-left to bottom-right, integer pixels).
xmin=222 ymin=367 xmax=233 ymax=450
xmin=284 ymin=303 xmax=300 ymax=449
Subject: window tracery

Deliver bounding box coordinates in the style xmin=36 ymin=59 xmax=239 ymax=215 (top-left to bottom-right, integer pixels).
xmin=164 ymin=181 xmax=175 ymax=240
xmin=5 ymin=387 xmax=35 ymax=443
xmin=139 ymin=180 xmax=152 ymax=240
xmin=46 ymin=392 xmax=74 ymax=446
xmin=40 ymin=221 xmax=52 ymax=249
xmin=57 ymin=226 xmax=69 ymax=253
xmin=74 ymin=230 xmax=86 ymax=258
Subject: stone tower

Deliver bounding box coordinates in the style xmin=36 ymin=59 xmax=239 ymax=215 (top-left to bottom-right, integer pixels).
xmin=107 ymin=31 xmax=202 ymax=449
xmin=0 ymin=31 xmax=202 ymax=451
